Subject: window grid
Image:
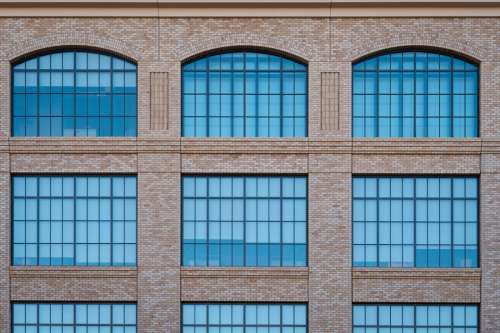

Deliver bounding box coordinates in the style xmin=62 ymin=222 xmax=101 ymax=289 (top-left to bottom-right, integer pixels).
xmin=182 ymin=51 xmax=308 ymax=137
xmin=182 ymin=303 xmax=307 ymax=332
xmin=12 ymin=175 xmax=137 ymax=266
xmin=12 ymin=51 xmax=137 ymax=137
xmin=353 ymin=304 xmax=478 ymax=333
xmin=352 ymin=177 xmax=478 ymax=268
xmin=12 ymin=303 xmax=136 ymax=332
xmin=182 ymin=176 xmax=307 ymax=267
xmin=353 ymin=51 xmax=478 ymax=137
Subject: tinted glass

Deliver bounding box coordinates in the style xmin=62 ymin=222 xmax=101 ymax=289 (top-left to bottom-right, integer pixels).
xmin=12 ymin=175 xmax=137 ymax=266
xmin=353 ymin=177 xmax=478 ymax=268
xmin=12 ymin=51 xmax=137 ymax=136
xmin=353 ymin=304 xmax=478 ymax=333
xmin=182 ymin=176 xmax=307 ymax=267
xmin=13 ymin=303 xmax=136 ymax=332
xmin=182 ymin=51 xmax=307 ymax=137
xmin=353 ymin=51 xmax=478 ymax=137
xmin=182 ymin=303 xmax=307 ymax=332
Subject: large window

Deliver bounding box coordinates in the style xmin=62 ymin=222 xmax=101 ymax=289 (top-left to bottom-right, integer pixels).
xmin=353 ymin=304 xmax=478 ymax=333
xmin=12 ymin=303 xmax=136 ymax=333
xmin=182 ymin=303 xmax=307 ymax=332
xmin=353 ymin=177 xmax=478 ymax=268
xmin=12 ymin=175 xmax=136 ymax=266
xmin=12 ymin=50 xmax=137 ymax=136
xmin=182 ymin=176 xmax=307 ymax=267
xmin=353 ymin=51 xmax=478 ymax=137
xmin=182 ymin=51 xmax=307 ymax=137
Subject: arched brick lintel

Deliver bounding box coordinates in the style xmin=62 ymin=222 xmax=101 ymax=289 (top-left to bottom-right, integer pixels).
xmin=176 ymin=35 xmax=311 ymax=65
xmin=7 ymin=34 xmax=142 ymax=64
xmin=350 ymin=38 xmax=486 ymax=64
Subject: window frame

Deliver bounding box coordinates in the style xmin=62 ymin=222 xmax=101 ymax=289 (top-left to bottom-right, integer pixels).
xmin=352 ymin=48 xmax=480 ymax=138
xmin=11 ymin=48 xmax=138 ymax=137
xmin=11 ymin=174 xmax=138 ymax=267
xmin=181 ymin=302 xmax=308 ymax=332
xmin=180 ymin=174 xmax=309 ymax=267
xmin=351 ymin=175 xmax=480 ymax=268
xmin=181 ymin=49 xmax=309 ymax=138
xmin=352 ymin=303 xmax=480 ymax=332
xmin=11 ymin=302 xmax=137 ymax=332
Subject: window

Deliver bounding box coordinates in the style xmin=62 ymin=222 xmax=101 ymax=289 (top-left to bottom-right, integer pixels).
xmin=353 ymin=51 xmax=478 ymax=137
xmin=182 ymin=303 xmax=307 ymax=332
xmin=12 ymin=303 xmax=136 ymax=332
xmin=353 ymin=304 xmax=478 ymax=333
xmin=182 ymin=51 xmax=307 ymax=137
xmin=182 ymin=176 xmax=307 ymax=267
xmin=12 ymin=50 xmax=137 ymax=136
xmin=353 ymin=177 xmax=478 ymax=268
xmin=12 ymin=175 xmax=136 ymax=266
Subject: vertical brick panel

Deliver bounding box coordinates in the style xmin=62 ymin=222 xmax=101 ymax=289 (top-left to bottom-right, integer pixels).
xmin=150 ymin=72 xmax=169 ymax=130
xmin=321 ymin=72 xmax=340 ymax=131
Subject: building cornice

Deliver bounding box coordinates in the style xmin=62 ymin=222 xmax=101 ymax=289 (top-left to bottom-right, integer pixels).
xmin=0 ymin=0 xmax=500 ymax=17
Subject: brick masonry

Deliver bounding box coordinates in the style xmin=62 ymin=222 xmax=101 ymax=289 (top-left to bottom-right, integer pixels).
xmin=0 ymin=15 xmax=498 ymax=332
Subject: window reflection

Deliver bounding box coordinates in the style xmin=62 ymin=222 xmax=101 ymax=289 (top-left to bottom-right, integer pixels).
xmin=182 ymin=176 xmax=307 ymax=267
xmin=12 ymin=175 xmax=137 ymax=266
xmin=12 ymin=51 xmax=137 ymax=137
xmin=352 ymin=177 xmax=478 ymax=268
xmin=353 ymin=51 xmax=478 ymax=137
xmin=182 ymin=51 xmax=307 ymax=137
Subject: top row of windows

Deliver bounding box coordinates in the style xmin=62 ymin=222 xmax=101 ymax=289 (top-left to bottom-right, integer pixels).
xmin=11 ymin=49 xmax=479 ymax=138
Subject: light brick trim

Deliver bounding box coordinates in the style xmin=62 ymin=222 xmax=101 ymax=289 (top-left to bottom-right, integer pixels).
xmin=321 ymin=72 xmax=340 ymax=131
xmin=150 ymin=72 xmax=169 ymax=130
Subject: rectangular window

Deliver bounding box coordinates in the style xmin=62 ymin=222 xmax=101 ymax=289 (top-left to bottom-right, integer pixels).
xmin=353 ymin=304 xmax=478 ymax=333
xmin=12 ymin=303 xmax=136 ymax=332
xmin=12 ymin=175 xmax=137 ymax=266
xmin=352 ymin=176 xmax=478 ymax=268
xmin=182 ymin=175 xmax=307 ymax=267
xmin=182 ymin=303 xmax=307 ymax=332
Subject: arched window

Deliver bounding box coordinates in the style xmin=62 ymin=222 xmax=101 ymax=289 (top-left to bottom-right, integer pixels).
xmin=12 ymin=50 xmax=137 ymax=136
xmin=182 ymin=50 xmax=307 ymax=137
xmin=353 ymin=50 xmax=478 ymax=137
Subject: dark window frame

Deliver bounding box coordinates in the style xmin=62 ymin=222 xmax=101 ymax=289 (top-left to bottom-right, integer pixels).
xmin=11 ymin=49 xmax=138 ymax=137
xmin=352 ymin=48 xmax=480 ymax=138
xmin=181 ymin=49 xmax=309 ymax=138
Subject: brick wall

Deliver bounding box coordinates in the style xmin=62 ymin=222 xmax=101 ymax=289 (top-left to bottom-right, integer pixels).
xmin=0 ymin=16 xmax=498 ymax=332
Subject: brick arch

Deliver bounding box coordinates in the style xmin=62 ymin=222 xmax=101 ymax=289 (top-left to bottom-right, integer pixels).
xmin=8 ymin=34 xmax=142 ymax=63
xmin=350 ymin=37 xmax=485 ymax=64
xmin=175 ymin=34 xmax=311 ymax=64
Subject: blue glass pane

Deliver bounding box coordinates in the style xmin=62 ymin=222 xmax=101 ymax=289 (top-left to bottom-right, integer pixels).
xmin=353 ymin=51 xmax=478 ymax=138
xmin=353 ymin=176 xmax=478 ymax=268
xmin=183 ymin=51 xmax=307 ymax=137
xmin=12 ymin=51 xmax=137 ymax=137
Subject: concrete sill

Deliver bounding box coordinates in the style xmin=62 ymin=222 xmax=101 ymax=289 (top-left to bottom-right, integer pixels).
xmin=181 ymin=266 xmax=309 ymax=279
xmin=352 ymin=267 xmax=481 ymax=280
xmin=10 ymin=266 xmax=137 ymax=278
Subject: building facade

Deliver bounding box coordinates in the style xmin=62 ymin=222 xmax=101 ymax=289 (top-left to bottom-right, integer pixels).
xmin=0 ymin=0 xmax=499 ymax=331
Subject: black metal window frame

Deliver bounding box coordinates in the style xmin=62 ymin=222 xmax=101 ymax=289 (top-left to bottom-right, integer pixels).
xmin=12 ymin=302 xmax=137 ymax=332
xmin=182 ymin=302 xmax=308 ymax=332
xmin=11 ymin=175 xmax=137 ymax=267
xmin=353 ymin=304 xmax=479 ymax=332
xmin=181 ymin=175 xmax=308 ymax=267
xmin=181 ymin=50 xmax=308 ymax=137
xmin=352 ymin=176 xmax=479 ymax=268
xmin=11 ymin=49 xmax=137 ymax=137
xmin=352 ymin=49 xmax=479 ymax=138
